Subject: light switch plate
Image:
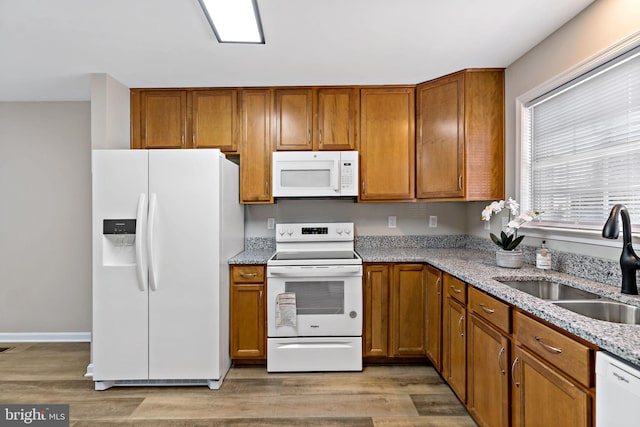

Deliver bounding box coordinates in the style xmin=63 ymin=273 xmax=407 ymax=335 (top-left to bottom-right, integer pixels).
xmin=429 ymin=216 xmax=437 ymax=228
xmin=388 ymin=216 xmax=397 ymax=228
xmin=267 ymin=218 xmax=275 ymax=229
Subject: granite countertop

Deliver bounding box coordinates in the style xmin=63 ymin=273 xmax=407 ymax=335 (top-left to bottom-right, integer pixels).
xmin=228 ymin=249 xmax=274 ymax=264
xmin=358 ymin=247 xmax=640 ymax=367
xmin=229 ymin=246 xmax=640 ymax=367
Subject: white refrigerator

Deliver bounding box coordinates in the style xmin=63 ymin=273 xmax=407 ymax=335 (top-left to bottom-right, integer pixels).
xmin=91 ymin=149 xmax=244 ymax=390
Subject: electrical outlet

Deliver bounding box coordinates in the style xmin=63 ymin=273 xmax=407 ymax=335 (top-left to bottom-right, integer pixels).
xmin=429 ymin=216 xmax=437 ymax=228
xmin=388 ymin=216 xmax=397 ymax=228
xmin=501 ymin=217 xmax=509 ymax=228
xmin=267 ymin=218 xmax=275 ymax=230
xmin=484 ymin=221 xmax=490 ymax=230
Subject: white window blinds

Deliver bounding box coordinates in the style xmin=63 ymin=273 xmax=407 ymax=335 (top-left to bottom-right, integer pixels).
xmin=522 ymin=47 xmax=640 ymax=229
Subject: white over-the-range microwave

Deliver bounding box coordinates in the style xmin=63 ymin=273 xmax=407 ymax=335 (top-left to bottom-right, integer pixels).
xmin=272 ymin=151 xmax=358 ymax=198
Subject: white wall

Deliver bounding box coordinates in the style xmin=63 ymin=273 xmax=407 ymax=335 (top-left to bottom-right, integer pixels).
xmin=91 ymin=73 xmax=130 ymax=149
xmin=0 ymin=102 xmax=92 ymax=333
xmin=245 ymin=200 xmax=467 ymax=238
xmin=467 ymin=0 xmax=640 ymax=260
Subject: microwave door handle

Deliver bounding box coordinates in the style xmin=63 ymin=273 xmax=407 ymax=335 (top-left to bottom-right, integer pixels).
xmin=333 ymin=159 xmax=340 ymax=193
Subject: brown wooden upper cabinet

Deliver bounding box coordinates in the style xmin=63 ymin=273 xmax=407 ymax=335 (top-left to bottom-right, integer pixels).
xmin=240 ymin=88 xmax=273 ymax=204
xmin=360 ymin=87 xmax=415 ymax=201
xmin=191 ymin=89 xmax=237 ymax=152
xmin=416 ymin=69 xmax=504 ymax=201
xmin=131 ymin=88 xmax=238 ymax=153
xmin=274 ymin=87 xmax=359 ymax=151
xmin=133 ymin=90 xmax=187 ymax=149
xmin=316 ymin=87 xmax=359 ymax=151
xmin=274 ymin=88 xmax=313 ymax=150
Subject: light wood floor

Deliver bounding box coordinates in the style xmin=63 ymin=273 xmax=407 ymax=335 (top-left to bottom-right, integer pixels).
xmin=0 ymin=343 xmax=476 ymax=426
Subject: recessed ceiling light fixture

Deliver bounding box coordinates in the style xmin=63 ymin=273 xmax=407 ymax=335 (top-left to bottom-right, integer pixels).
xmin=197 ymin=0 xmax=265 ymax=44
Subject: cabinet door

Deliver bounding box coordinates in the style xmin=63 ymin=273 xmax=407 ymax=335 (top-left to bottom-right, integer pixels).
xmin=230 ymin=283 xmax=265 ymax=359
xmin=360 ymin=87 xmax=415 ymax=201
xmin=139 ymin=90 xmax=187 ymax=149
xmin=416 ymin=74 xmax=464 ymax=198
xmin=463 ymin=70 xmax=504 ymax=201
xmin=390 ymin=264 xmax=426 ymax=356
xmin=443 ymin=296 xmax=466 ymax=402
xmin=316 ymin=87 xmax=359 ymax=151
xmin=467 ymin=314 xmax=510 ymax=427
xmin=363 ymin=264 xmax=390 ymax=357
xmin=240 ymin=89 xmax=273 ymax=203
xmin=425 ymin=266 xmax=443 ymax=370
xmin=512 ymin=346 xmax=590 ymax=427
xmin=191 ymin=89 xmax=237 ymax=152
xmin=274 ymin=88 xmax=313 ymax=150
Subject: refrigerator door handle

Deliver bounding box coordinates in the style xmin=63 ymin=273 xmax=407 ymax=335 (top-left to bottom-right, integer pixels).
xmin=134 ymin=193 xmax=148 ymax=292
xmin=147 ymin=193 xmax=158 ymax=291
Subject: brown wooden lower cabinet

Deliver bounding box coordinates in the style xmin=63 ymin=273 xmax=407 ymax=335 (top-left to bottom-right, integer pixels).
xmin=467 ymin=313 xmax=510 ymax=427
xmin=363 ymin=264 xmax=390 ymax=357
xmin=230 ymin=265 xmax=266 ymax=362
xmin=512 ymin=346 xmax=590 ymax=427
xmin=363 ymin=263 xmax=427 ymax=360
xmin=425 ymin=266 xmax=443 ymax=370
xmin=430 ymin=269 xmax=595 ymax=427
xmin=443 ymin=294 xmax=466 ymax=402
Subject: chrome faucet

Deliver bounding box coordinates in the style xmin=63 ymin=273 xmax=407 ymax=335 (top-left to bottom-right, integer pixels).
xmin=602 ymin=204 xmax=640 ymax=295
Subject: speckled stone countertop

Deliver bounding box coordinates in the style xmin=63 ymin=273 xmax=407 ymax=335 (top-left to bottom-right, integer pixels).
xmin=358 ymin=247 xmax=640 ymax=368
xmin=228 ymin=241 xmax=640 ymax=367
xmin=228 ymin=249 xmax=273 ymax=264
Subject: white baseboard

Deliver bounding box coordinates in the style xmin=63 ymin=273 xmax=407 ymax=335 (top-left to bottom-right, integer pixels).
xmin=0 ymin=332 xmax=91 ymax=342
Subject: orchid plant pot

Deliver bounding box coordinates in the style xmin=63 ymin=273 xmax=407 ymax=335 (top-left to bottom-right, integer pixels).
xmin=495 ymin=249 xmax=524 ymax=269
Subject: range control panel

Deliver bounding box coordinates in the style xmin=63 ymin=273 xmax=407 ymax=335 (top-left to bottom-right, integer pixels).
xmin=276 ymin=223 xmax=354 ymax=242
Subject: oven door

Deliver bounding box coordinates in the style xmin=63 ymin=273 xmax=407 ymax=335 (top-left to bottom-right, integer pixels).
xmin=267 ymin=265 xmax=362 ymax=337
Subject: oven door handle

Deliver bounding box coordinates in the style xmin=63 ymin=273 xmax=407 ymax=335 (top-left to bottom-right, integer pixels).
xmin=268 ymin=266 xmax=362 ymax=277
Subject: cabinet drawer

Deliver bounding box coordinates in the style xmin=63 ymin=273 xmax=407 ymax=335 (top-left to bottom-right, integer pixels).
xmin=468 ymin=287 xmax=511 ymax=333
xmin=232 ymin=265 xmax=265 ymax=283
xmin=515 ymin=311 xmax=593 ymax=387
xmin=445 ymin=274 xmax=466 ymax=304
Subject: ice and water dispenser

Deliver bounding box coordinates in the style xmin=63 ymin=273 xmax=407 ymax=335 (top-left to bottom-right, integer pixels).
xmin=102 ymin=219 xmax=137 ymax=266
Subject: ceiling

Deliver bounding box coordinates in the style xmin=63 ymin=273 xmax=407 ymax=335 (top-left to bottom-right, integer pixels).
xmin=0 ymin=0 xmax=595 ymax=102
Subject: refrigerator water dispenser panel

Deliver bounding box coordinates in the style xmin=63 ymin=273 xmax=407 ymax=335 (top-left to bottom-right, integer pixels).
xmin=103 ymin=219 xmax=136 ymax=235
xmin=102 ymin=219 xmax=137 ymax=266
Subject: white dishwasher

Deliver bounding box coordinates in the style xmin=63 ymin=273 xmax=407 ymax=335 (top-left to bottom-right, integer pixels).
xmin=596 ymin=351 xmax=640 ymax=427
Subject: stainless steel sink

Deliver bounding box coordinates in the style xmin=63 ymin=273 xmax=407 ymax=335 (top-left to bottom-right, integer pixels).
xmin=553 ymin=301 xmax=640 ymax=325
xmin=496 ymin=279 xmax=602 ymax=300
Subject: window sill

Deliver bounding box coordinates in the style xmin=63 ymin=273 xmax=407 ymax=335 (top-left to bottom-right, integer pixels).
xmin=520 ymin=223 xmax=640 ymax=248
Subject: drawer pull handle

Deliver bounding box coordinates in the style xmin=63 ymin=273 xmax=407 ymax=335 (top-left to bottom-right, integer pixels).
xmin=240 ymin=273 xmax=258 ymax=277
xmin=535 ymin=336 xmax=562 ymax=354
xmin=498 ymin=346 xmax=506 ymax=374
xmin=511 ymin=357 xmax=520 ymax=387
xmin=449 ymin=285 xmax=462 ymax=294
xmin=479 ymin=303 xmax=495 ymax=314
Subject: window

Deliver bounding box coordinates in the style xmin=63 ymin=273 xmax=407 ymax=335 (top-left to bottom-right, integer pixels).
xmin=521 ymin=46 xmax=640 ymax=231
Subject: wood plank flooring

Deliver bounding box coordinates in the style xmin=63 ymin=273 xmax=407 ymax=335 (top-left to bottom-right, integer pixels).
xmin=0 ymin=343 xmax=476 ymax=426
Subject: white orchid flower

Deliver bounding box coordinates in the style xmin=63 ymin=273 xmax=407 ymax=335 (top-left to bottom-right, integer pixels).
xmin=507 ymin=219 xmax=523 ymax=229
xmin=489 ymin=200 xmax=504 ymax=213
xmin=506 ymin=198 xmax=520 ymax=216
xmin=481 ymin=206 xmax=493 ymax=221
xmin=519 ymin=211 xmax=534 ymax=222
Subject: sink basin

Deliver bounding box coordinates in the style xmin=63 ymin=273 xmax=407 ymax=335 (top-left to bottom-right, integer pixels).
xmin=553 ymin=301 xmax=640 ymax=325
xmin=496 ymin=279 xmax=602 ymax=301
